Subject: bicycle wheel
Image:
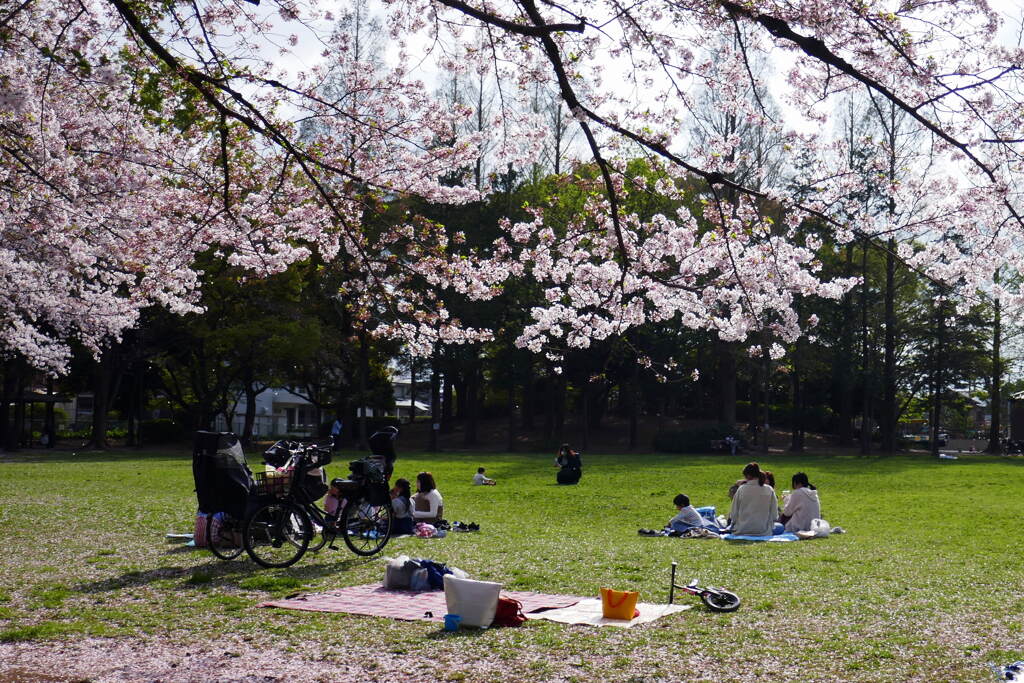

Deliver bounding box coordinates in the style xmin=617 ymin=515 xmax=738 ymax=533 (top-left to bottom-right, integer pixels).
xmin=207 ymin=514 xmax=244 ymax=561
xmin=340 ymin=494 xmax=392 ymax=556
xmin=243 ymin=501 xmax=311 ymax=568
xmin=701 ymin=589 xmax=741 ymax=613
xmin=306 ymin=512 xmax=330 ymax=553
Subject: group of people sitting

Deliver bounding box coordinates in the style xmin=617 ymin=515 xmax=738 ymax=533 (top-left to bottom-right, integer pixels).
xmin=668 ymin=462 xmax=820 ymax=537
xmin=388 ymin=472 xmax=444 ymax=536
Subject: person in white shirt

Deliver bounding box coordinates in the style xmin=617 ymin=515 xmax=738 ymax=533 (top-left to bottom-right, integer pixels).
xmin=668 ymin=494 xmax=705 ymax=532
xmin=411 ymin=471 xmax=444 ymax=524
xmin=473 ymin=467 xmax=496 ymax=486
xmin=779 ymin=472 xmax=821 ymax=532
xmin=728 ymin=462 xmax=777 ymax=536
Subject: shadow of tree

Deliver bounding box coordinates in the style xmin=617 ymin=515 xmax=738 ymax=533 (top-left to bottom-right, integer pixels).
xmin=73 ymin=553 xmax=377 ymax=594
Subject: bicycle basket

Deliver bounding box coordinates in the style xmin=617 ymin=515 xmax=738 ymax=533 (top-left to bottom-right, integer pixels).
xmin=253 ymin=470 xmax=292 ymax=498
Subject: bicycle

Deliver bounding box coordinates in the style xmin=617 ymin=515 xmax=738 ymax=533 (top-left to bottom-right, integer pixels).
xmin=668 ymin=561 xmax=742 ymax=612
xmin=241 ymin=445 xmax=393 ymax=568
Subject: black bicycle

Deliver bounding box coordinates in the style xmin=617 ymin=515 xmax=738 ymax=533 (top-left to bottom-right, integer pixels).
xmin=241 ymin=445 xmax=393 ymax=568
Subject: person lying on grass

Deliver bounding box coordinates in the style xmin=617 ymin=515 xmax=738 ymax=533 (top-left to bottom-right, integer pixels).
xmin=779 ymin=472 xmax=820 ymax=533
xmin=728 ymin=462 xmax=778 ymax=536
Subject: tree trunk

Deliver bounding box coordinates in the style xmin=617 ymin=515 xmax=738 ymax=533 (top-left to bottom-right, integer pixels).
xmin=717 ymin=340 xmax=737 ymax=430
xmin=579 ymin=380 xmax=590 ymax=451
xmin=987 ymin=292 xmax=1003 ymax=454
xmin=13 ymin=379 xmax=26 ymax=449
xmin=0 ymin=362 xmax=15 ymax=451
xmin=521 ymin=356 xmax=534 ymax=430
xmin=555 ymin=374 xmax=566 ymax=444
xmin=837 ymin=244 xmax=855 ymax=445
xmin=429 ymin=351 xmax=441 ymax=452
xmin=881 ymin=237 xmax=897 ymax=453
xmin=441 ymin=364 xmax=454 ymax=433
xmin=44 ymin=378 xmax=57 ymax=448
xmin=358 ymin=332 xmax=369 ymax=450
xmin=408 ymin=360 xmax=417 ymax=424
xmin=464 ymin=362 xmax=480 ymax=447
xmin=506 ymin=354 xmax=517 ymax=452
xmin=628 ymin=364 xmax=639 ymax=450
xmin=543 ymin=375 xmax=554 ymax=442
xmin=860 ymin=240 xmax=872 ymax=455
xmin=87 ymin=348 xmax=114 ymax=450
xmin=242 ymin=380 xmax=258 ymax=447
xmin=790 ymin=337 xmax=805 ymax=452
xmin=931 ymin=298 xmax=947 ymax=458
xmin=760 ymin=348 xmax=770 ymax=454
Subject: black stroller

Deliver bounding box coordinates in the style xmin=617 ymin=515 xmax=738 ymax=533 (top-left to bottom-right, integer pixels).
xmin=192 ymin=431 xmax=254 ymax=560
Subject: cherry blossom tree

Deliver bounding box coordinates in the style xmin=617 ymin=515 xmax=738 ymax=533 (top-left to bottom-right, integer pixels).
xmin=3 ymin=0 xmax=1024 ymax=375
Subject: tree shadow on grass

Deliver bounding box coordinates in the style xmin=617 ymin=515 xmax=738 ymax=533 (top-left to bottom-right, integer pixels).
xmin=0 ymin=448 xmax=190 ymax=465
xmin=72 ymin=553 xmax=375 ymax=595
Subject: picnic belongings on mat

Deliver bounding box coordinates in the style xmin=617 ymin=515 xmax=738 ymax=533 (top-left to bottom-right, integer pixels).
xmin=384 ymin=555 xmax=467 ymax=591
xmin=600 ymin=587 xmax=640 ymax=620
xmin=492 ymin=596 xmax=527 ymax=626
xmin=997 ymin=661 xmax=1024 ymax=680
xmin=443 ymin=574 xmax=502 ymax=627
xmin=638 ymin=527 xmax=721 ymax=538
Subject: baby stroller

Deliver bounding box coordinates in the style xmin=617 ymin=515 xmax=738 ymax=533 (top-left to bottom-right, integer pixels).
xmin=367 ymin=426 xmax=399 ymax=480
xmin=192 ymin=431 xmax=254 ymax=560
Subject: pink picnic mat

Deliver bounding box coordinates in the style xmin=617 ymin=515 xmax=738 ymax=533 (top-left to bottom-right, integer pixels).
xmin=258 ymin=583 xmax=580 ymax=622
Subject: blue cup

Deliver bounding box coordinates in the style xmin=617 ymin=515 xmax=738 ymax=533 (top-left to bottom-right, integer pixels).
xmin=443 ymin=613 xmax=461 ymax=631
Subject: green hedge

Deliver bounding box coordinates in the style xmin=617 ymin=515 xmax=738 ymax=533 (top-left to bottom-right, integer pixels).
xmin=141 ymin=419 xmax=188 ymax=443
xmin=653 ymin=423 xmax=739 ymax=453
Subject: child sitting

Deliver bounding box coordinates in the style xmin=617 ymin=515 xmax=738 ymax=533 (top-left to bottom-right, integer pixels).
xmin=324 ymin=479 xmax=345 ymax=529
xmin=473 ymin=467 xmax=496 ymax=486
xmin=668 ymin=494 xmax=705 ymax=533
xmin=390 ymin=478 xmax=414 ymax=536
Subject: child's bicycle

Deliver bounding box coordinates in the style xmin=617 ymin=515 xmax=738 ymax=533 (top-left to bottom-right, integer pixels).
xmin=668 ymin=561 xmax=742 ymax=612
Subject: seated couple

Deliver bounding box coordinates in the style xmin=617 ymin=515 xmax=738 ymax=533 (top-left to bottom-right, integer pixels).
xmin=727 ymin=463 xmax=820 ymax=536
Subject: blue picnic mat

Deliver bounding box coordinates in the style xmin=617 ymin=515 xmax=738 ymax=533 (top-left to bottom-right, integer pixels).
xmin=723 ymin=532 xmax=800 ymax=542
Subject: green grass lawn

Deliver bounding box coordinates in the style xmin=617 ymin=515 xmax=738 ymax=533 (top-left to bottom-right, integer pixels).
xmin=1 ymin=447 xmax=1023 ymax=681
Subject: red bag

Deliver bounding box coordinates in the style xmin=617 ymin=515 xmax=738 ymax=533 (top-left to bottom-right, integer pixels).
xmin=492 ymin=596 xmax=527 ymax=626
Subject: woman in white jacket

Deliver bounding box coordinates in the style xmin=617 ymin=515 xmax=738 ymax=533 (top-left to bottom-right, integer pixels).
xmin=779 ymin=472 xmax=820 ymax=533
xmin=411 ymin=471 xmax=444 ymax=524
xmin=728 ymin=462 xmax=777 ymax=536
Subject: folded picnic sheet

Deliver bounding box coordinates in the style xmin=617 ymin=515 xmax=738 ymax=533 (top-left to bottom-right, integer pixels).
xmin=527 ymin=598 xmax=690 ymax=628
xmin=258 ymin=583 xmax=579 ymax=622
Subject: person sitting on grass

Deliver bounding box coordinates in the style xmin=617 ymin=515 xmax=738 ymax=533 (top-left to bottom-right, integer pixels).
xmin=668 ymin=494 xmax=705 ymax=532
xmin=390 ymin=478 xmax=415 ymax=536
xmin=473 ymin=467 xmax=496 ymax=486
xmin=729 ymin=462 xmax=777 ymax=536
xmin=779 ymin=472 xmax=820 ymax=533
xmin=412 ymin=471 xmax=444 ymax=524
xmin=554 ymin=443 xmax=583 ymax=485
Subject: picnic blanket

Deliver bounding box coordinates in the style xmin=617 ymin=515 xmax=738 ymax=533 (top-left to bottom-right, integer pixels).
xmin=722 ymin=532 xmax=801 ymax=542
xmin=258 ymin=583 xmax=580 ymax=622
xmin=528 ymin=598 xmax=690 ymax=628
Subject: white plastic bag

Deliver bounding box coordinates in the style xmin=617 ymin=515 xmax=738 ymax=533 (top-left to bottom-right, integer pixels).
xmin=384 ymin=555 xmax=414 ymax=589
xmin=443 ymin=574 xmax=502 ymax=628
xmin=810 ymin=518 xmax=831 ymax=538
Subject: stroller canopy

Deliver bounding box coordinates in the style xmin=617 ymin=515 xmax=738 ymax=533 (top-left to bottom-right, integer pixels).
xmin=192 ymin=431 xmax=252 ymax=518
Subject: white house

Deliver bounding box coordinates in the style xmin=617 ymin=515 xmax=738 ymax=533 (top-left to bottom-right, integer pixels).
xmin=214 ymin=388 xmax=318 ymax=437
